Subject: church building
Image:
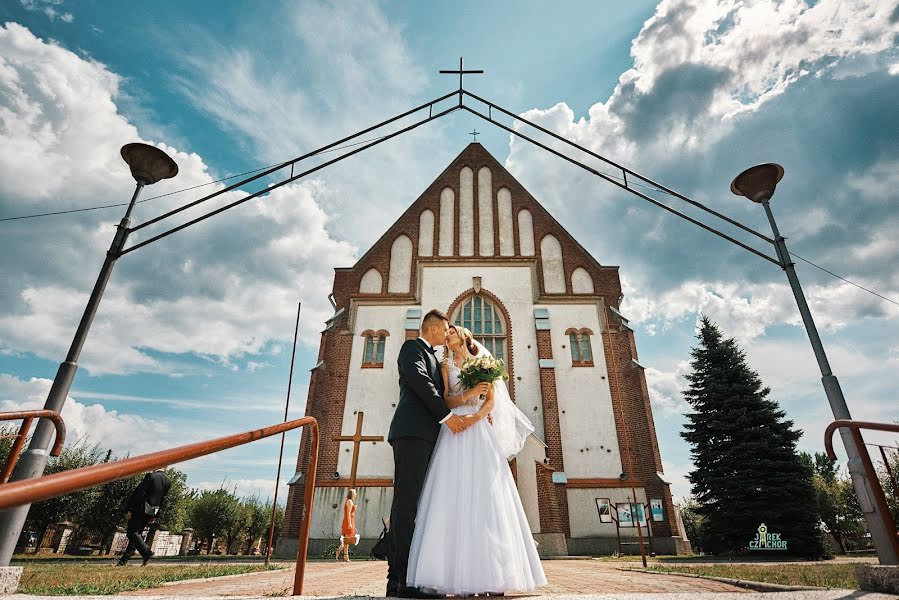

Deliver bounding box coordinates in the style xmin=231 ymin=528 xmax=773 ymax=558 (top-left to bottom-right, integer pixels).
xmin=277 ymin=143 xmax=690 ymax=557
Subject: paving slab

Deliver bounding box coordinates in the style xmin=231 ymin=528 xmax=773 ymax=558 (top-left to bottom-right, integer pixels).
xmin=114 ymin=560 xmax=747 ymax=596
xmin=7 ymin=593 xmax=899 ymax=599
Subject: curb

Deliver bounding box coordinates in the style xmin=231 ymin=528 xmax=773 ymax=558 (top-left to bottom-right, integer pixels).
xmin=616 ymin=566 xmax=824 ymax=592
xmin=155 ymin=567 xmax=288 ymax=588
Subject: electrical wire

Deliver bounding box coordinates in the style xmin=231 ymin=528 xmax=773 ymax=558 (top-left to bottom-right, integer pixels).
xmin=0 ymin=130 xmax=895 ymax=308
xmin=790 ymin=252 xmax=899 ymax=307
xmin=0 ymin=133 xmax=392 ymax=224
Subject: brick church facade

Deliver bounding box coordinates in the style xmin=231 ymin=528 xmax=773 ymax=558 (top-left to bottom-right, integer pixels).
xmin=276 ymin=143 xmax=690 ymax=557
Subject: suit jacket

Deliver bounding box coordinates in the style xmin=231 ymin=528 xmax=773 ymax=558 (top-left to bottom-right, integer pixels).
xmin=125 ymin=470 xmax=172 ymax=515
xmin=388 ymin=338 xmax=451 ymax=444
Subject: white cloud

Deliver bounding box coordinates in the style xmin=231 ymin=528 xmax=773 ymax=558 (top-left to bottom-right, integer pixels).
xmin=167 ymin=1 xmax=454 ymax=247
xmin=623 ymin=278 xmax=899 ymax=344
xmin=194 ymin=477 xmax=284 ymax=502
xmin=0 ymin=23 xmax=357 ymax=376
xmin=0 ymin=373 xmax=172 ymax=455
xmin=645 ymin=363 xmax=690 ymax=414
xmin=19 ymin=0 xmax=74 ymax=23
xmin=661 ymin=460 xmax=694 ymax=500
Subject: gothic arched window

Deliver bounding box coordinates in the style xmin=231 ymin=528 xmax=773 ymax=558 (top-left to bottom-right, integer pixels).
xmin=452 ymin=295 xmax=507 ymax=362
xmin=361 ymin=329 xmax=389 ymax=368
xmin=565 ymin=327 xmax=594 ymax=367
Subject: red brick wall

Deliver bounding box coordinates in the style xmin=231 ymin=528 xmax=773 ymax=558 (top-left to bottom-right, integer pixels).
xmin=535 ymin=328 xmax=570 ymax=536
xmin=536 ymin=462 xmax=565 ymax=534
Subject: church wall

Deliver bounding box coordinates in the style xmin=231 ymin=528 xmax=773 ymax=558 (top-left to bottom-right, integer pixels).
xmin=543 ymin=304 xmax=623 ymax=480
xmin=340 ymin=304 xmax=408 ymax=479
xmin=566 ymin=487 xmax=646 ymax=539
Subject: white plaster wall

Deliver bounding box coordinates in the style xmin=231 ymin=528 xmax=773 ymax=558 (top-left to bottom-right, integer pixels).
xmin=459 ymin=167 xmax=474 ymax=256
xmin=571 ymin=267 xmax=594 ymax=294
xmin=541 ymin=235 xmax=566 ymax=293
xmin=418 ymin=210 xmax=434 ymax=256
xmin=478 ymin=166 xmax=494 ymax=256
xmin=544 ymin=304 xmax=622 ymax=479
xmin=418 ymin=265 xmax=544 ymax=444
xmin=498 ymin=188 xmax=514 ymax=256
xmin=309 ymin=486 xmax=395 ymax=539
xmin=340 ymin=304 xmax=408 ymax=478
xmin=517 ymin=439 xmax=545 ymax=534
xmin=439 ymin=187 xmax=454 ymax=256
xmin=518 ymin=210 xmax=535 ymax=256
xmin=387 ymin=235 xmax=413 ymax=293
xmin=359 ymin=268 xmax=382 ymax=294
xmin=567 ymin=487 xmax=647 ymax=538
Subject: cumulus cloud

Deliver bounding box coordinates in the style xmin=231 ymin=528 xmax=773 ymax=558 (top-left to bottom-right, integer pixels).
xmin=624 ymin=278 xmax=899 ymax=343
xmin=504 ymin=0 xmax=899 ymax=343
xmin=0 ymin=373 xmax=172 ymax=454
xmin=645 ymin=363 xmax=691 ymax=415
xmin=0 ymin=23 xmax=357 ymax=375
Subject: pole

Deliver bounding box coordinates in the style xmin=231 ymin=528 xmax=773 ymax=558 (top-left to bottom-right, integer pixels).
xmin=265 ymin=301 xmax=301 ymax=565
xmin=0 ymin=183 xmax=144 ymax=565
xmin=878 ymin=446 xmax=899 ymax=501
xmin=762 ymin=200 xmax=898 ymax=565
xmin=630 ymin=492 xmax=647 ymax=567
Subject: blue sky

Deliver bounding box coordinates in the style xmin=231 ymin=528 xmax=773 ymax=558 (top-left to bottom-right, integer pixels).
xmin=0 ymin=0 xmax=897 ymax=503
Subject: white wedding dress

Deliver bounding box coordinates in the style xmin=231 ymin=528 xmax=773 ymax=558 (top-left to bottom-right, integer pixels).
xmin=406 ymin=361 xmax=547 ymax=595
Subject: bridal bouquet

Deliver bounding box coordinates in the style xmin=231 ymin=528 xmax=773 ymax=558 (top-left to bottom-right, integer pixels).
xmin=459 ymin=354 xmax=509 ymax=389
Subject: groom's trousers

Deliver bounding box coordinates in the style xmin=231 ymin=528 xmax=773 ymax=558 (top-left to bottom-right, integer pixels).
xmin=387 ymin=437 xmax=435 ymax=595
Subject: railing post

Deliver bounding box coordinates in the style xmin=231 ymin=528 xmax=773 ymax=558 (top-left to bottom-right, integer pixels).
xmin=293 ymin=420 xmax=319 ymax=595
xmin=1 ymin=418 xmax=33 ymax=484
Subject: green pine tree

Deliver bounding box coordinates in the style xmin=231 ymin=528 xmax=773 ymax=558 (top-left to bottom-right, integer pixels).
xmin=681 ymin=316 xmax=826 ymax=558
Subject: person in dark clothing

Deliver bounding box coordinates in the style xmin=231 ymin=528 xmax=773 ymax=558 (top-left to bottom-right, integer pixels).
xmin=117 ymin=468 xmax=171 ymax=566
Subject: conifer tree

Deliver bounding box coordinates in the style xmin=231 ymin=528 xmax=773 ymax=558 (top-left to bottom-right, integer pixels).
xmin=681 ymin=316 xmax=825 ymax=558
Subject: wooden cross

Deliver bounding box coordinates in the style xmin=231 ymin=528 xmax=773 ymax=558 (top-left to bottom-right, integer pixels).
xmin=333 ymin=412 xmax=384 ymax=489
xmin=439 ymin=57 xmax=484 ymax=96
xmin=470 ymin=129 xmax=480 ymax=142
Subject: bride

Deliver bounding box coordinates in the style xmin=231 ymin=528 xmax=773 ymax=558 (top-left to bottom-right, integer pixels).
xmin=406 ymin=325 xmax=547 ymax=596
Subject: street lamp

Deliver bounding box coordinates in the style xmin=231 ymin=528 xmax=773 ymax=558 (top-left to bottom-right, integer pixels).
xmin=0 ymin=144 xmax=178 ymax=564
xmin=731 ymin=163 xmax=898 ymax=565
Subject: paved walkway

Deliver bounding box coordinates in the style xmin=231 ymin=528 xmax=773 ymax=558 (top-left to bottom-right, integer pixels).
xmin=118 ymin=560 xmax=745 ymax=596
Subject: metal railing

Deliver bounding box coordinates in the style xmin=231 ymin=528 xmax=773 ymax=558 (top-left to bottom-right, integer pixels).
xmin=825 ymin=419 xmax=899 ymax=562
xmin=0 ymin=411 xmax=66 ymax=484
xmin=0 ymin=416 xmax=319 ymax=595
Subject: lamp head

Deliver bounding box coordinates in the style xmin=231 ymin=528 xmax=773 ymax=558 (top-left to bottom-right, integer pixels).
xmin=120 ymin=143 xmax=178 ymax=185
xmin=730 ymin=163 xmax=784 ymax=203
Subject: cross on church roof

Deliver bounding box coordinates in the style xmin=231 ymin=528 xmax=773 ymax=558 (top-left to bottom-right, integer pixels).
xmin=333 ymin=411 xmax=384 ymax=489
xmin=470 ymin=129 xmax=480 ymax=143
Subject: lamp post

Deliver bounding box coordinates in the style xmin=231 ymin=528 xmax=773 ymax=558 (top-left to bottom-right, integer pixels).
xmin=0 ymin=144 xmax=178 ymax=565
xmin=731 ymin=163 xmax=898 ymax=565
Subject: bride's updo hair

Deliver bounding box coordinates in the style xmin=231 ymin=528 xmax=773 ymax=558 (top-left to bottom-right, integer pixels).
xmin=453 ymin=325 xmax=480 ymax=356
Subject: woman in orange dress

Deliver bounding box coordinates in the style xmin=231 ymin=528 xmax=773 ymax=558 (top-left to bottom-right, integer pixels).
xmin=337 ymin=489 xmax=358 ymax=562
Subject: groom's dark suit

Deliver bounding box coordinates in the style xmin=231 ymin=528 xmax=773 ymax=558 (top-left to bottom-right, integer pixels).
xmin=387 ymin=337 xmax=451 ymax=597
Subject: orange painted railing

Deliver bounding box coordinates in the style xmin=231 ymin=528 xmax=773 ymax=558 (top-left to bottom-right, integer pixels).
xmin=825 ymin=419 xmax=899 ymax=560
xmin=0 ymin=410 xmax=66 ymax=484
xmin=0 ymin=416 xmax=319 ymax=595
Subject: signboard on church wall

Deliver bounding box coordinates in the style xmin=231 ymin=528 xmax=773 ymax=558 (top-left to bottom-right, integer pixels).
xmin=616 ymin=502 xmax=647 ymax=527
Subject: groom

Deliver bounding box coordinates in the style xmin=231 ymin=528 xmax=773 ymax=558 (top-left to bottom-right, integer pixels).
xmin=386 ymin=309 xmax=475 ymax=598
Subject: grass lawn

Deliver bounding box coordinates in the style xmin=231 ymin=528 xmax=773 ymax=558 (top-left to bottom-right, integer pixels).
xmin=644 ymin=563 xmax=863 ymax=589
xmin=17 ymin=562 xmax=282 ymax=595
